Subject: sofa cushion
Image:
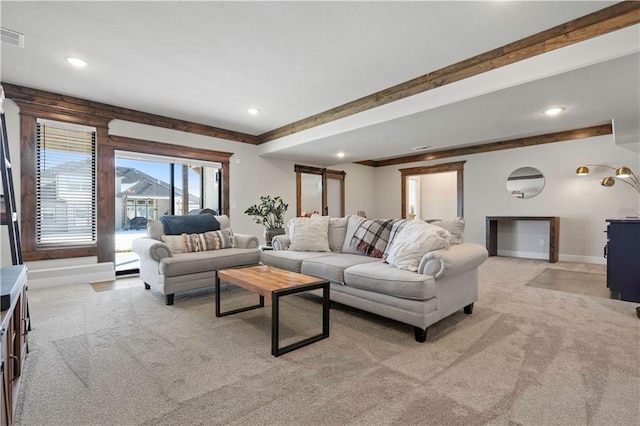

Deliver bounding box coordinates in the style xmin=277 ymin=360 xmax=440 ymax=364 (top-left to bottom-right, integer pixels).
xmin=328 ymin=216 xmax=348 ymax=252
xmin=344 ymin=262 xmax=436 ymax=300
xmin=159 ymin=248 xmax=260 ymax=277
xmin=289 ymin=216 xmax=331 ymax=252
xmin=162 ymin=229 xmax=236 ymax=254
xmin=260 ymin=250 xmax=333 ymax=273
xmin=385 ymin=220 xmax=450 ymax=272
xmin=350 ymin=218 xmax=396 ymax=258
xmin=159 ymin=214 xmax=221 ymax=235
xmin=341 ymin=215 xmax=365 ymax=254
xmin=430 ymin=217 xmax=465 ymax=244
xmin=301 ymin=253 xmax=379 ymax=284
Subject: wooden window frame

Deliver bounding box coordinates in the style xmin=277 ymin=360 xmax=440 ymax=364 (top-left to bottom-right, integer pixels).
xmin=17 ymin=103 xmax=110 ymax=261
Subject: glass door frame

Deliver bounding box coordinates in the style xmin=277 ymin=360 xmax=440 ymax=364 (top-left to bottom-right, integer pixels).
xmin=108 ymin=137 xmax=232 ymax=275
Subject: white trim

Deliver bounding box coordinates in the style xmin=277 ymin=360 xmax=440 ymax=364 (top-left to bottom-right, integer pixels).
xmin=558 ymin=254 xmax=606 ymax=265
xmin=496 ymin=249 xmax=548 ymax=261
xmin=37 ymin=117 xmax=96 ymax=132
xmin=26 ymin=262 xmax=115 ymax=289
xmin=495 ymin=250 xmax=606 ymax=265
xmin=115 ymin=150 xmax=222 ymax=169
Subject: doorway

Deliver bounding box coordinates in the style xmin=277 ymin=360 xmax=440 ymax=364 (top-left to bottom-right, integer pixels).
xmin=400 ymin=161 xmax=465 ymax=220
xmin=295 ymin=165 xmax=346 ymax=217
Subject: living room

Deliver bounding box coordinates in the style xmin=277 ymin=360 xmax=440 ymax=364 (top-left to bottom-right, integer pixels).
xmin=1 ymin=2 xmax=639 ymax=425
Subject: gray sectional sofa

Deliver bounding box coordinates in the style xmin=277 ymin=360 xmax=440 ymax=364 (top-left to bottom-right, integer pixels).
xmin=261 ymin=215 xmax=488 ymax=342
xmin=133 ymin=214 xmax=260 ymax=305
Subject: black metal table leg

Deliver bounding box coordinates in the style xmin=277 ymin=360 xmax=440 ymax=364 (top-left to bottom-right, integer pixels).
xmin=215 ymin=271 xmax=265 ymax=317
xmin=272 ymin=281 xmax=330 ymax=357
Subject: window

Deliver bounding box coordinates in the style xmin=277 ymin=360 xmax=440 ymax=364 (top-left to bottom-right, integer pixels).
xmin=36 ymin=119 xmax=97 ymax=246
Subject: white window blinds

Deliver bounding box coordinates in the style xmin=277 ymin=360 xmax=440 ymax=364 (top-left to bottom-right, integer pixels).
xmin=36 ymin=120 xmax=97 ymax=246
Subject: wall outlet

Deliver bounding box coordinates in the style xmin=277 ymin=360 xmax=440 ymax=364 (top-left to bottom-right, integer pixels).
xmin=539 ymin=239 xmax=545 ymax=246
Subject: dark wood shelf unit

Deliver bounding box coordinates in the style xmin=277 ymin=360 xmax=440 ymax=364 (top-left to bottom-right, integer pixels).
xmin=1 ymin=265 xmax=28 ymax=426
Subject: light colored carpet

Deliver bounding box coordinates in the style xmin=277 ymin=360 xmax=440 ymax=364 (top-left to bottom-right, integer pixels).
xmin=14 ymin=257 xmax=640 ymax=425
xmin=526 ymin=268 xmax=610 ymax=299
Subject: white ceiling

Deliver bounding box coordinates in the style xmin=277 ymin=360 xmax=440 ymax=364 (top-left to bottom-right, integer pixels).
xmin=1 ymin=1 xmax=638 ymax=166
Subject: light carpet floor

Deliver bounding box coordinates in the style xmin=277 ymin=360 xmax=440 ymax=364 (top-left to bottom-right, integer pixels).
xmin=14 ymin=257 xmax=640 ymax=425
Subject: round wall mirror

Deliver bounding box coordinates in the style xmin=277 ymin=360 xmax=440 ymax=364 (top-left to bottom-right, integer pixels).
xmin=506 ymin=167 xmax=545 ymax=199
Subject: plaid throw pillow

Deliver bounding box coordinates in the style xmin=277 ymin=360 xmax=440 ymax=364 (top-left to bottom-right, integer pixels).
xmin=350 ymin=218 xmax=397 ymax=258
xmin=162 ymin=229 xmax=236 ymax=253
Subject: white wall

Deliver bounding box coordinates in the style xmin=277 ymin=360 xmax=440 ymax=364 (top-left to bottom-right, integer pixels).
xmin=334 ymin=162 xmax=376 ymax=217
xmin=374 ymin=134 xmax=640 ymax=264
xmin=420 ymin=171 xmax=457 ymax=220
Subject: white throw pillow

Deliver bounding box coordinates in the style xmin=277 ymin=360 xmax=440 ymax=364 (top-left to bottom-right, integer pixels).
xmin=341 ymin=215 xmax=365 ymax=254
xmin=289 ymin=216 xmax=331 ymax=252
xmin=430 ymin=217 xmax=465 ymax=244
xmin=385 ymin=220 xmax=451 ymax=272
xmin=310 ymin=215 xmax=348 ymax=252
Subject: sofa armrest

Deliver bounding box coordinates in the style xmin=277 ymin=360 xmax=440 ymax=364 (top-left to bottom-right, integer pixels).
xmin=418 ymin=243 xmax=488 ymax=280
xmin=234 ymin=234 xmax=259 ymax=249
xmin=272 ymin=235 xmax=291 ymax=251
xmin=132 ymin=237 xmax=173 ymax=262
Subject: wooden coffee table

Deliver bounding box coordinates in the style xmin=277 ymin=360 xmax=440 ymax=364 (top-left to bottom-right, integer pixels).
xmin=215 ymin=265 xmax=330 ymax=357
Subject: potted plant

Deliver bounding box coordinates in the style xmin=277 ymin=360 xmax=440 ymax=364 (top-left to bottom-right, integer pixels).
xmin=244 ymin=195 xmax=289 ymax=246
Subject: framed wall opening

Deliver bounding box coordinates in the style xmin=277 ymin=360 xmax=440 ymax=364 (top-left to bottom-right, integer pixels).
xmin=400 ymin=161 xmax=465 ymax=220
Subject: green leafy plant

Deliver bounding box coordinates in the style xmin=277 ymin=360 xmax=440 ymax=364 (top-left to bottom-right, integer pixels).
xmin=244 ymin=195 xmax=288 ymax=229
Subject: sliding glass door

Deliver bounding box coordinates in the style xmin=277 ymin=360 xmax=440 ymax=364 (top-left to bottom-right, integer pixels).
xmin=114 ymin=151 xmax=221 ymax=274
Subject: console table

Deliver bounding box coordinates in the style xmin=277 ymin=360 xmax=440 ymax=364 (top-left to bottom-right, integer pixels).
xmin=486 ymin=216 xmax=560 ymax=263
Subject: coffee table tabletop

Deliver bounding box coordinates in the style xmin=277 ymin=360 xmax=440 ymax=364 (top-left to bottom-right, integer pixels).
xmin=215 ymin=264 xmax=330 ymax=357
xmin=217 ymin=264 xmax=324 ymax=302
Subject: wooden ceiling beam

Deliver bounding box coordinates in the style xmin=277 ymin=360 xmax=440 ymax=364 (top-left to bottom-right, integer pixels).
xmin=1 ymin=82 xmax=259 ymax=145
xmin=356 ymin=124 xmax=613 ymax=168
xmin=258 ymin=2 xmax=640 ymax=144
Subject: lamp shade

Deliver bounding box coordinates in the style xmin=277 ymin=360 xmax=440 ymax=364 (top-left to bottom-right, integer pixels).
xmin=616 ymin=166 xmax=631 ymax=178
xmin=576 ymin=166 xmax=589 ymax=175
xmin=601 ymin=177 xmax=616 ymax=187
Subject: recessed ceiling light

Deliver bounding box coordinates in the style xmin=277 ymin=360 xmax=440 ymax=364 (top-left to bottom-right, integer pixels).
xmin=248 ymin=108 xmax=260 ymax=115
xmin=336 ymin=152 xmax=346 ymax=158
xmin=543 ymin=107 xmax=565 ymax=116
xmin=66 ymin=57 xmax=89 ymax=67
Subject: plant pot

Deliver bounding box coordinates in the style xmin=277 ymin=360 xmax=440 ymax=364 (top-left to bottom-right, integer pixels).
xmin=264 ymin=227 xmax=285 ymax=246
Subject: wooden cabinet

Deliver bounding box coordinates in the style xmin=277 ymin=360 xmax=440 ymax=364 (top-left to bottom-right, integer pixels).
xmin=1 ymin=265 xmax=28 ymax=426
xmin=606 ymin=219 xmax=640 ymax=302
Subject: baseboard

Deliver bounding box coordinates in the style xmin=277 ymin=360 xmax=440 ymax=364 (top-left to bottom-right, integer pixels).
xmin=558 ymin=254 xmax=606 ymax=265
xmin=496 ymin=250 xmax=548 ymax=260
xmin=26 ymin=262 xmax=115 ymax=289
xmin=495 ymin=250 xmax=606 ymax=265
